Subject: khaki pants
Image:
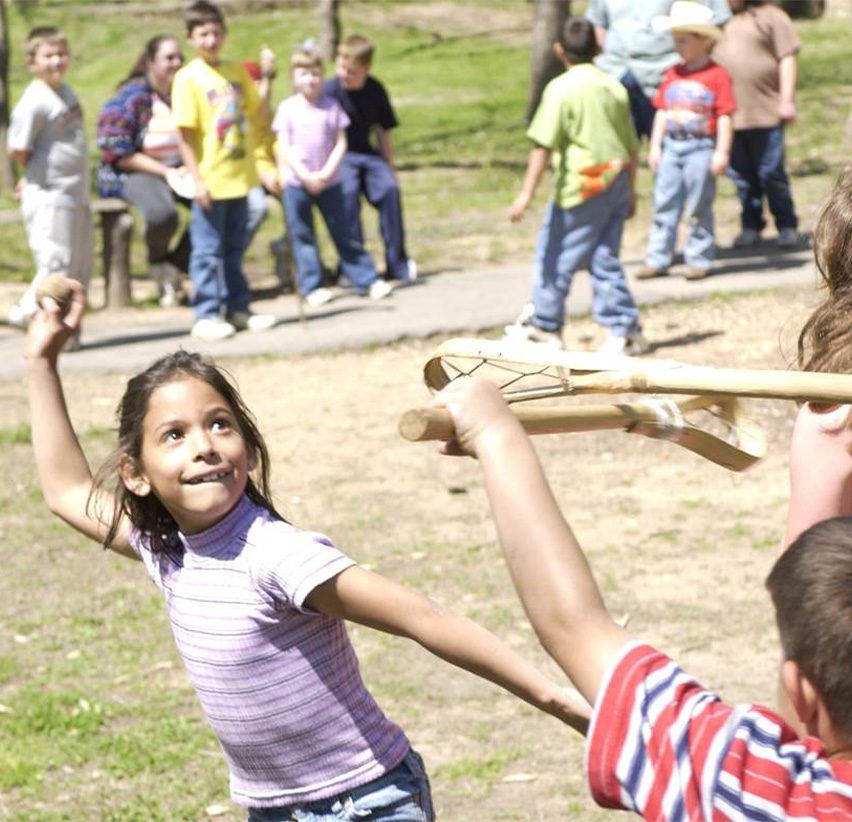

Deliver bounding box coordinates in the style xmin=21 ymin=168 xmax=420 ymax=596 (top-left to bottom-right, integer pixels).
xmin=18 ymin=184 xmax=92 ymax=314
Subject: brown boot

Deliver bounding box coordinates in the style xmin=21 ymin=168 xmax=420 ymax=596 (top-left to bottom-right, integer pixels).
xmin=682 ymin=265 xmax=710 ymax=280
xmin=635 ymin=265 xmax=667 ymax=280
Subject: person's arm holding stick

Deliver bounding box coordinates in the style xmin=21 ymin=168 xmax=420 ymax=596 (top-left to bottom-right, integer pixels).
xmin=435 ymin=378 xmax=631 ymax=704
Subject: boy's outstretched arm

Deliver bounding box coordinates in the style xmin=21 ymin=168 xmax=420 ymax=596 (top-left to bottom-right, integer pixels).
xmin=25 ymin=281 xmax=135 ymax=558
xmin=437 ymin=379 xmax=631 ymax=705
xmin=508 ymin=145 xmax=550 ymax=223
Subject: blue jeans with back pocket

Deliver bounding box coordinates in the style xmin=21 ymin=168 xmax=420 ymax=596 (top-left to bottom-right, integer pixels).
xmin=246 ymin=749 xmax=435 ymax=821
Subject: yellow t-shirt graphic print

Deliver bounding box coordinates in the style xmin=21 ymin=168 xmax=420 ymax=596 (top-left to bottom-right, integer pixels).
xmin=210 ymin=82 xmax=246 ymax=159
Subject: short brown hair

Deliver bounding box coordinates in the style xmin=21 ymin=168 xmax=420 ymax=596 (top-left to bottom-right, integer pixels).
xmin=25 ymin=26 xmax=68 ymax=59
xmin=797 ymin=167 xmax=852 ymax=375
xmin=290 ymin=48 xmax=323 ymax=72
xmin=559 ymin=17 xmax=598 ymax=64
xmin=766 ymin=516 xmax=852 ymax=740
xmin=336 ymin=33 xmax=374 ymax=67
xmin=183 ymin=0 xmax=225 ymax=35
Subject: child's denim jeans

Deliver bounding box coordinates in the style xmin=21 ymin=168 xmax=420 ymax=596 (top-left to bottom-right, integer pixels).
xmin=728 ymin=125 xmax=797 ymax=234
xmin=646 ymin=135 xmax=716 ymax=272
xmin=246 ymin=748 xmax=434 ymax=821
xmin=283 ymin=183 xmax=378 ymax=296
xmin=189 ymin=197 xmax=251 ymax=320
xmin=530 ymin=171 xmax=640 ymax=337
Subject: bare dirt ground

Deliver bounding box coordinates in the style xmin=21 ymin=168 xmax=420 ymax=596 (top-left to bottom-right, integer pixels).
xmin=0 ymin=283 xmax=821 ymax=819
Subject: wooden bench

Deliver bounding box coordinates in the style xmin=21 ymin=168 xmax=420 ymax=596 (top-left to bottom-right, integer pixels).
xmin=91 ymin=197 xmax=134 ymax=308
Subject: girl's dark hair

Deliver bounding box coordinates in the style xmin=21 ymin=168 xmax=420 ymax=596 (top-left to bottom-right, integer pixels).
xmin=797 ymin=167 xmax=852 ymax=374
xmin=91 ymin=350 xmax=284 ymax=554
xmin=118 ymin=34 xmax=177 ymax=88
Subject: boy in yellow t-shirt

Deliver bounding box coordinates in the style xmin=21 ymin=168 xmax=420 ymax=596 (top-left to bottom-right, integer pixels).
xmin=506 ymin=17 xmax=646 ymax=356
xmin=172 ymin=0 xmax=275 ymax=341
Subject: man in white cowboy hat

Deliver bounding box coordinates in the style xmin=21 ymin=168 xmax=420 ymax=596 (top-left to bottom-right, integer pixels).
xmin=585 ymin=0 xmax=731 ymax=139
xmin=636 ymin=1 xmax=736 ymax=281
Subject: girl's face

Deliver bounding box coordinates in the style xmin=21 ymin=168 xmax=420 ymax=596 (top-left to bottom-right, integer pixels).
xmin=148 ymin=38 xmax=183 ymax=90
xmin=292 ymin=65 xmax=323 ymax=102
xmin=126 ymin=376 xmax=255 ymax=534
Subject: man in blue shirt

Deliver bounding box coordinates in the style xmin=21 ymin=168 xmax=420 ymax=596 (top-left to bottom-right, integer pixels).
xmin=585 ymin=0 xmax=732 ymax=138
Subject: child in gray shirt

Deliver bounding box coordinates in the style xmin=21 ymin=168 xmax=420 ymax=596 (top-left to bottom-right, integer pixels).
xmin=8 ymin=26 xmax=91 ymax=341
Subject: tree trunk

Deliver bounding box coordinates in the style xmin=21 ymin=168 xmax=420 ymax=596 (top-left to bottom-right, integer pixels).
xmin=0 ymin=0 xmax=14 ymax=193
xmin=525 ymin=0 xmax=570 ymax=123
xmin=318 ymin=0 xmax=341 ymax=62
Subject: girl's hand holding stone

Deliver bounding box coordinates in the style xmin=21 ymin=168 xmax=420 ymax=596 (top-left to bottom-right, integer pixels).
xmin=25 ymin=277 xmax=85 ymax=363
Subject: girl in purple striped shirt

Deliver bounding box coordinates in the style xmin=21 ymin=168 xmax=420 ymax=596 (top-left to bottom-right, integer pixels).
xmin=26 ymin=282 xmax=588 ymax=820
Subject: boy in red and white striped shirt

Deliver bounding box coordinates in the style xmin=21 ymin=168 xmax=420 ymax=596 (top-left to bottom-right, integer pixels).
xmin=436 ymin=378 xmax=852 ymax=821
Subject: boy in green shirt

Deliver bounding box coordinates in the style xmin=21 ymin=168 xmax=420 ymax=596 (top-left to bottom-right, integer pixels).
xmin=507 ymin=17 xmax=647 ymax=355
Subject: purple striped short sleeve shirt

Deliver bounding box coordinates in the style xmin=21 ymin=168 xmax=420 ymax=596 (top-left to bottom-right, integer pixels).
xmin=272 ymin=94 xmax=350 ymax=188
xmin=131 ymin=496 xmax=409 ymax=809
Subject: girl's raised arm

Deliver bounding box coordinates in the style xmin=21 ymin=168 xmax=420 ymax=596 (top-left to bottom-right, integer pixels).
xmin=26 ymin=281 xmax=136 ymax=558
xmin=306 ymin=567 xmax=590 ymax=735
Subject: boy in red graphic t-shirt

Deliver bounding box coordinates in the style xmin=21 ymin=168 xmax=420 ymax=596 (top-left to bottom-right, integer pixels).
xmin=636 ymin=1 xmax=736 ymax=281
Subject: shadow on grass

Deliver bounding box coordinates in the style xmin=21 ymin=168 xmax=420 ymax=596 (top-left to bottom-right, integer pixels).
xmin=646 ymin=330 xmax=725 ymax=354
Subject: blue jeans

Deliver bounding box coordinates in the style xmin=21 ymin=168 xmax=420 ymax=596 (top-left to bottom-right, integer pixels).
xmin=339 ymin=153 xmax=409 ymax=281
xmin=531 ymin=171 xmax=639 ymax=337
xmin=284 ymin=183 xmax=378 ymax=295
xmin=245 ymin=185 xmax=271 ymax=250
xmin=246 ymin=749 xmax=434 ymax=822
xmin=728 ymin=125 xmax=797 ymax=233
xmin=646 ymin=136 xmax=716 ymax=271
xmin=189 ymin=198 xmax=251 ymax=319
xmin=620 ymin=70 xmax=656 ymax=140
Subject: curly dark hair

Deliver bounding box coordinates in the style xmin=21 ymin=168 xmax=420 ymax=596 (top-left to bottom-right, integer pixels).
xmin=797 ymin=167 xmax=852 ymax=375
xmin=90 ymin=350 xmax=283 ymax=554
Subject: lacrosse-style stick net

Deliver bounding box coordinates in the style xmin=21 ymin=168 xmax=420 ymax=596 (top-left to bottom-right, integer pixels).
xmin=399 ymin=338 xmax=852 ymax=472
xmin=421 ymin=338 xmax=852 ymax=404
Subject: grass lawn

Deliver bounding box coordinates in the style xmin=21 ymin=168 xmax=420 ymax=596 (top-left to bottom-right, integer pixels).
xmin=0 ymin=1 xmax=849 ymax=286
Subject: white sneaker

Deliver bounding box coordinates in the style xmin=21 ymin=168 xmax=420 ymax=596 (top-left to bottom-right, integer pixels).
xmin=305 ymin=287 xmax=334 ymax=308
xmin=776 ymin=228 xmax=799 ymax=248
xmin=369 ymin=279 xmax=393 ymax=300
xmin=229 ymin=311 xmax=276 ymax=332
xmin=405 ymin=258 xmax=418 ymax=283
xmin=7 ymin=303 xmax=32 ymax=329
xmin=159 ymin=282 xmax=181 ymax=309
xmin=598 ymin=330 xmax=650 ymax=357
xmin=733 ymin=229 xmax=760 ymax=248
xmin=510 ymin=302 xmax=535 ymax=326
xmin=503 ymin=319 xmax=563 ymax=349
xmin=191 ymin=317 xmax=236 ymax=341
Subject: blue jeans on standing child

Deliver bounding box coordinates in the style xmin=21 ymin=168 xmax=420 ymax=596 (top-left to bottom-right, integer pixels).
xmin=646 ymin=136 xmax=716 ymax=272
xmin=246 ymin=749 xmax=434 ymax=822
xmin=530 ymin=171 xmax=639 ymax=338
xmin=728 ymin=125 xmax=797 ymax=234
xmin=284 ymin=183 xmax=378 ymax=296
xmin=619 ymin=70 xmax=656 ymax=140
xmin=189 ymin=197 xmax=251 ymax=320
xmin=339 ymin=153 xmax=410 ymax=281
